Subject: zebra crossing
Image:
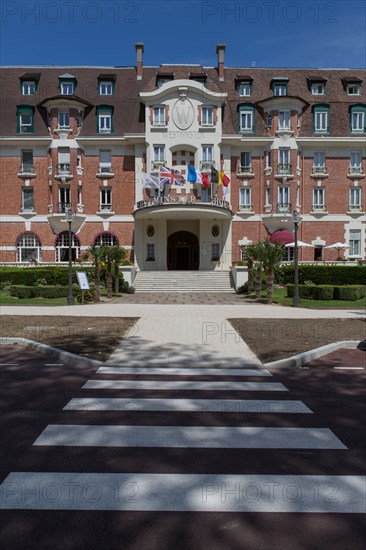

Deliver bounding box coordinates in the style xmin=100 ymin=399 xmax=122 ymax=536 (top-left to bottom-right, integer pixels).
xmin=0 ymin=362 xmax=364 ymax=514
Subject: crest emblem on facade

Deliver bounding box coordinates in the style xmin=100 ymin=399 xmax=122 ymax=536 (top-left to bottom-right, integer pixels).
xmin=172 ymin=95 xmax=195 ymax=130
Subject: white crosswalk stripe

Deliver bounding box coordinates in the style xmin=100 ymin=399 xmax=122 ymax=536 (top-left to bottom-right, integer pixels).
xmin=0 ymin=362 xmax=353 ymax=514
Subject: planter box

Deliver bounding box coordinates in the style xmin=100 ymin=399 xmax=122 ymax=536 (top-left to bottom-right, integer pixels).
xmin=120 ymin=265 xmax=136 ymax=286
xmin=231 ymin=265 xmax=248 ymax=292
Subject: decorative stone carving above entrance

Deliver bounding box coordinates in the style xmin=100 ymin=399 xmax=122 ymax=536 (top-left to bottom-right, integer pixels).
xmin=172 ymin=96 xmax=195 ymax=130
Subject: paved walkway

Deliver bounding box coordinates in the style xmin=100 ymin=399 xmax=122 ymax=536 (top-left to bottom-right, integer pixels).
xmin=2 ymin=299 xmax=364 ymax=368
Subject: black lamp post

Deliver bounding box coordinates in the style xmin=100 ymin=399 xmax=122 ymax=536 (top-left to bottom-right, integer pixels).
xmin=293 ymin=209 xmax=300 ymax=307
xmin=66 ymin=209 xmax=75 ymax=305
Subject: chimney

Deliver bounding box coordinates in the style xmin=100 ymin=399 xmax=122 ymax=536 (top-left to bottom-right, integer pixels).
xmin=135 ymin=42 xmax=144 ymax=80
xmin=216 ymin=43 xmax=226 ymax=81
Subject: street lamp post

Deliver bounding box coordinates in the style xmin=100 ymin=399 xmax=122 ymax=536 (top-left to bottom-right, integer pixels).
xmin=293 ymin=210 xmax=300 ymax=307
xmin=66 ymin=209 xmax=75 ymax=305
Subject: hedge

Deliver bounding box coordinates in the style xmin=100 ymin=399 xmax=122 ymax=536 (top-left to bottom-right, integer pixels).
xmin=287 ymin=284 xmax=365 ymax=301
xmin=0 ymin=266 xmax=95 ymax=286
xmin=10 ymin=284 xmax=79 ymax=299
xmin=333 ymin=285 xmax=366 ymax=301
xmin=278 ymin=265 xmax=366 ymax=285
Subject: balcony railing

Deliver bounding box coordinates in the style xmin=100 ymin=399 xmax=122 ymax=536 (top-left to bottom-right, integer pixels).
xmin=349 ymin=204 xmax=363 ymax=211
xmin=97 ymin=164 xmax=114 ymax=177
xmin=57 ymin=202 xmax=72 ymax=213
xmin=151 ymin=161 xmax=166 ymax=172
xmin=57 ymin=163 xmax=71 ymax=175
xmin=200 ymin=161 xmax=215 ymax=172
xmin=98 ymin=204 xmax=113 ymax=213
xmin=19 ymin=163 xmax=35 ymax=175
xmin=276 ymin=164 xmax=292 ymax=175
xmin=237 ymin=165 xmax=254 ymax=177
xmin=349 ymin=166 xmax=364 ymax=176
xmin=312 ymin=204 xmax=326 ymax=212
xmin=239 ymin=204 xmax=253 ymax=211
xmin=311 ymin=166 xmax=328 ymax=176
xmin=277 ymin=203 xmax=292 ymax=213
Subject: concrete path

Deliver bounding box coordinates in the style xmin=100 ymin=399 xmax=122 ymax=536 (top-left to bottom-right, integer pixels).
xmin=1 ymin=301 xmax=364 ymax=368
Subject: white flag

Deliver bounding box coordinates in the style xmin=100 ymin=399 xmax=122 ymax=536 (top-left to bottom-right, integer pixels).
xmin=196 ymin=169 xmax=203 ymax=185
xmin=142 ymin=172 xmax=162 ymax=191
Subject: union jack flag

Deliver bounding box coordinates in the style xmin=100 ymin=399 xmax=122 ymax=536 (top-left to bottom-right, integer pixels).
xmin=159 ymin=166 xmax=185 ymax=186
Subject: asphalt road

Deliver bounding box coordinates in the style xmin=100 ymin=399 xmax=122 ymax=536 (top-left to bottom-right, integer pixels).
xmin=0 ymin=344 xmax=365 ymax=550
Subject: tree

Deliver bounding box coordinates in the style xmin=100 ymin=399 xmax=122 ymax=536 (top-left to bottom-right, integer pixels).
xmin=84 ymin=244 xmax=105 ymax=303
xmin=112 ymin=246 xmax=127 ymax=293
xmin=244 ymin=243 xmax=256 ymax=294
xmin=262 ymin=238 xmax=284 ymax=304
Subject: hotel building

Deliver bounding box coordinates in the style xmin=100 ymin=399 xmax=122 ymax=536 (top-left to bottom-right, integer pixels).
xmin=0 ymin=43 xmax=365 ymax=276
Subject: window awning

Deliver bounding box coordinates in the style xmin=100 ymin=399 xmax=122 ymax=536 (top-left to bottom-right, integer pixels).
xmin=269 ymin=230 xmax=294 ymax=245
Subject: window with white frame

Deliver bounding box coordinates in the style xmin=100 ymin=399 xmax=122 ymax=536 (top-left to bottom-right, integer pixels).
xmin=55 ymin=231 xmax=80 ymax=262
xmin=238 ymin=81 xmax=252 ymax=97
xmin=17 ymin=107 xmax=34 ymax=133
xmin=153 ymin=145 xmax=165 ymax=162
xmin=351 ymin=109 xmax=365 ymax=133
xmin=99 ymin=150 xmax=112 ymax=173
xmin=60 ymin=81 xmax=74 ymax=95
xmin=312 ymin=187 xmax=325 ymax=210
xmin=240 ymin=152 xmax=251 ymax=171
xmin=58 ymin=147 xmax=71 ymax=174
xmin=21 ymin=150 xmax=34 ymax=173
xmin=16 ymin=232 xmax=41 ymax=262
xmin=239 ymin=110 xmax=253 ymax=132
xmin=347 ymin=83 xmax=361 ymax=96
xmin=349 ymin=230 xmax=361 ymax=256
xmin=278 ymin=186 xmax=290 ymax=211
xmin=349 ymin=187 xmax=362 ymax=209
xmin=146 ymin=243 xmax=155 ymax=261
xmin=100 ymin=188 xmax=112 ymax=211
xmin=350 ymin=151 xmax=362 ymax=173
xmin=58 ymin=110 xmax=70 ymax=129
xmin=265 ymin=186 xmax=271 ymax=206
xmin=94 ymin=232 xmax=118 ymax=247
xmin=313 ymin=151 xmax=325 ymax=167
xmin=278 ymin=110 xmax=290 ymax=130
xmin=311 ymin=82 xmax=325 ymax=95
xmin=201 ymin=106 xmax=213 ymax=126
xmin=314 ymin=108 xmax=329 ymax=132
xmin=273 ymin=83 xmax=287 ymax=96
xmin=153 ymin=106 xmax=166 ymax=126
xmin=239 ymin=187 xmax=252 ymax=209
xmin=266 ymin=114 xmax=272 ymax=128
xmin=99 ymin=81 xmax=113 ymax=95
xmin=21 ymin=81 xmax=36 ymax=95
xmin=58 ymin=187 xmax=70 ymax=212
xmin=211 ymin=243 xmax=220 ymax=261
xmin=98 ymin=112 xmax=112 ymax=133
xmin=22 ymin=188 xmax=34 ymax=212
xmin=202 ymin=145 xmax=213 ymax=162
xmin=278 ymin=148 xmax=291 ymax=173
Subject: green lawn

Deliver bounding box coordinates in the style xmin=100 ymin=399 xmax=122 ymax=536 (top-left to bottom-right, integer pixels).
xmin=0 ymin=290 xmax=68 ymax=306
xmin=262 ymin=286 xmax=366 ymax=309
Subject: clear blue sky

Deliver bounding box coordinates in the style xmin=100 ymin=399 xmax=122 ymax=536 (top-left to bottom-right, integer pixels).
xmin=1 ymin=0 xmax=365 ymax=68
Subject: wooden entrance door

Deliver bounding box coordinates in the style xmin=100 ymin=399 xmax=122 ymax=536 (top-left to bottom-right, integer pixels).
xmin=167 ymin=231 xmax=199 ymax=270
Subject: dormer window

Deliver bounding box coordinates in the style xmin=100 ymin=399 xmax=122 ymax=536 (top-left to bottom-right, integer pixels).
xmin=61 ymin=82 xmax=74 ymax=95
xmin=98 ymin=74 xmax=116 ymax=96
xmin=311 ymin=82 xmax=325 ymax=95
xmin=156 ymin=75 xmax=174 ymax=88
xmin=347 ymin=83 xmax=361 ymax=96
xmin=350 ymin=105 xmax=366 ymax=133
xmin=22 ymin=81 xmax=36 ymax=95
xmin=238 ymin=81 xmax=252 ymax=97
xmin=313 ymin=104 xmax=330 ymax=134
xmin=271 ymin=78 xmax=288 ymax=97
xmin=238 ymin=104 xmax=254 ymax=133
xmin=96 ymin=105 xmax=113 ymax=134
xmin=16 ymin=105 xmax=35 ymax=134
xmin=59 ymin=74 xmax=77 ymax=95
xmin=19 ymin=73 xmax=40 ymax=96
xmin=190 ymin=75 xmax=207 ymax=85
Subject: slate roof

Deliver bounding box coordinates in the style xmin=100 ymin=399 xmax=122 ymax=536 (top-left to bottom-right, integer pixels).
xmin=0 ymin=65 xmax=364 ymax=137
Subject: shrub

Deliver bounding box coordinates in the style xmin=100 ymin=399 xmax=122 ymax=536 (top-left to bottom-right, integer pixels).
xmin=287 ymin=284 xmax=334 ymax=300
xmin=278 ymin=265 xmax=366 ymax=285
xmin=10 ymin=285 xmax=34 ymax=298
xmin=0 ymin=266 xmax=95 ymax=286
xmin=333 ymin=285 xmax=366 ymax=301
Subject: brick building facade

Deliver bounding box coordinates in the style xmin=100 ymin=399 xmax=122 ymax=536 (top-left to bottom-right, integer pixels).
xmin=0 ymin=43 xmax=365 ymax=268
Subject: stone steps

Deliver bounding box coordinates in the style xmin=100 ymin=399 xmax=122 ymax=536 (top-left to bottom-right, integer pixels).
xmin=133 ymin=270 xmax=234 ymax=293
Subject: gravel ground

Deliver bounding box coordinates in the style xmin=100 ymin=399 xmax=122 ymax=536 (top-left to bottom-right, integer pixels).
xmin=1 ymin=315 xmax=365 ymax=362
